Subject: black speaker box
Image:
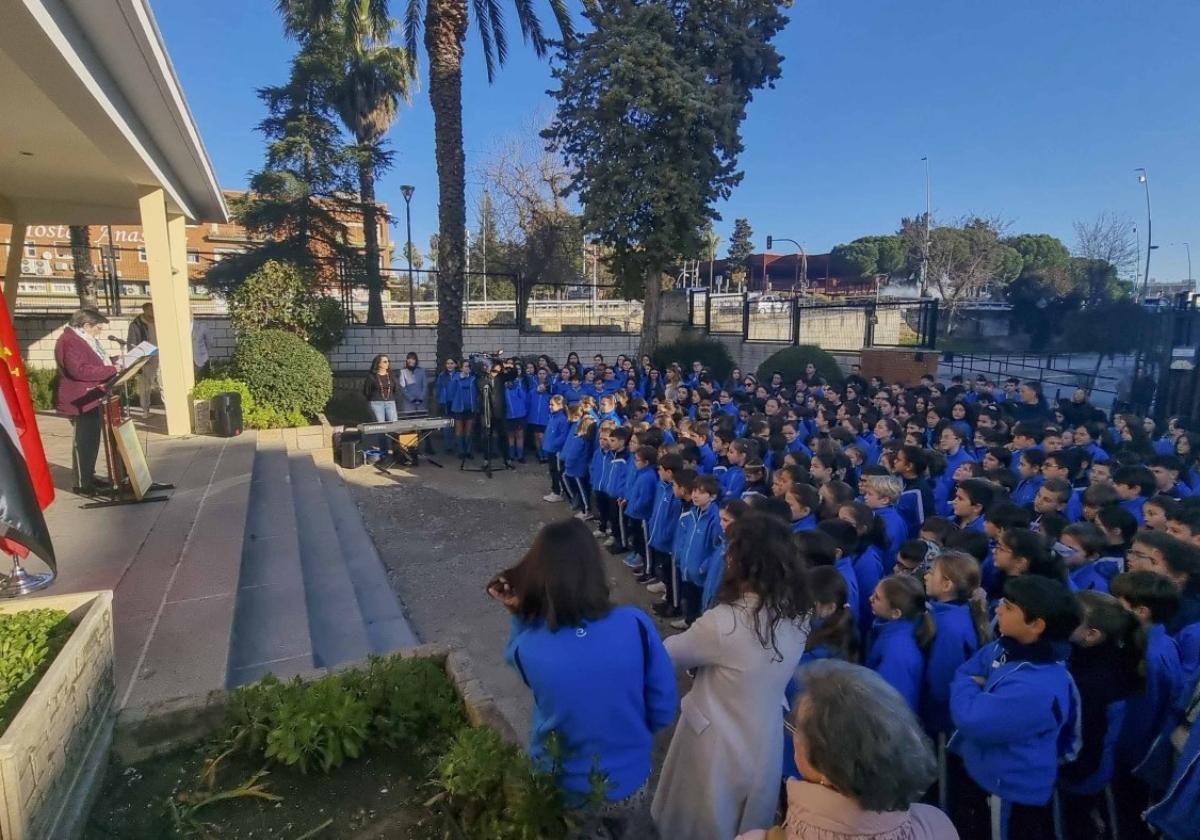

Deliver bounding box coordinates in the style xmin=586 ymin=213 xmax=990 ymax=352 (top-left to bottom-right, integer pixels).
xmin=210 ymin=392 xmax=243 ymax=437
xmin=334 ymin=429 xmax=363 ymax=468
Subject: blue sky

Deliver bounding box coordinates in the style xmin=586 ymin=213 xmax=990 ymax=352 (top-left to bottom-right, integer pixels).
xmin=156 ymin=0 xmax=1200 ymax=283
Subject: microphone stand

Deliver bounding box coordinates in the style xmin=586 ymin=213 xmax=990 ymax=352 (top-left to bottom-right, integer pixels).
xmin=460 ymin=370 xmax=511 ymax=479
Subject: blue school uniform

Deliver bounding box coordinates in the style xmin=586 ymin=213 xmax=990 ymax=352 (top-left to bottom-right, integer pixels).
xmin=949 ymin=638 xmax=1080 ymax=806
xmin=561 ymin=385 xmax=583 ymax=405
xmin=561 ymin=432 xmax=592 ymax=479
xmin=504 ymin=379 xmax=527 ymax=421
xmin=790 ymin=513 xmax=817 ymax=533
xmin=648 ymin=482 xmax=682 ymax=554
xmin=1069 ymin=557 xmax=1123 ymax=593
xmin=696 ymin=443 xmax=717 ymax=475
xmin=677 ymin=504 xmax=723 ymax=605
xmin=834 ymin=558 xmax=861 ymax=621
xmin=503 ymin=608 xmax=678 ymax=801
xmin=921 ymin=600 xmax=982 ymax=735
xmin=449 ymin=372 xmax=477 ymax=414
xmin=526 ymin=383 xmax=551 ymax=427
xmin=600 ymin=450 xmax=628 ymax=498
xmin=719 ymin=464 xmax=746 ymax=501
xmin=1011 ymin=474 xmax=1044 ymax=509
xmin=875 ymin=505 xmax=907 ymax=561
xmin=626 ymin=465 xmax=658 ymax=522
xmin=1117 ymin=623 xmax=1183 ymax=770
xmin=542 ymin=409 xmax=569 ymax=456
xmin=1136 ymin=672 xmax=1200 ymax=840
xmin=590 ymin=447 xmax=610 ymax=495
xmin=851 ymin=546 xmax=885 ymax=647
xmin=1065 ymin=489 xmax=1084 ymax=522
xmin=434 ymin=370 xmax=455 ymax=411
xmin=866 ymin=618 xmax=924 ymax=713
xmin=1120 ymin=495 xmax=1147 ymax=527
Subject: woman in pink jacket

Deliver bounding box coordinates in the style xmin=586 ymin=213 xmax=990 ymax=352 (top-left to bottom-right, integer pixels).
xmin=54 ymin=309 xmax=117 ymax=495
xmin=739 ymin=660 xmax=958 ymax=840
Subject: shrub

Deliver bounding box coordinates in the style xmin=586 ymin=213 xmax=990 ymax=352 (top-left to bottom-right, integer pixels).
xmin=228 ymin=259 xmax=345 ymax=353
xmin=756 ymin=344 xmax=844 ymax=386
xmin=244 ymin=404 xmax=308 ymax=429
xmin=231 ymin=329 xmax=332 ymax=420
xmin=0 ymin=608 xmax=73 ymax=732
xmin=27 ymin=368 xmax=58 ymax=411
xmin=324 ymin=388 xmax=372 ymax=426
xmin=192 ymin=377 xmax=255 ymax=411
xmin=653 ymin=335 xmax=736 ymax=382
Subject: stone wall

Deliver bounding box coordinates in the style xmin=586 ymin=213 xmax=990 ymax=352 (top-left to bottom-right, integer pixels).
xmin=15 ymin=313 xmax=235 ymax=371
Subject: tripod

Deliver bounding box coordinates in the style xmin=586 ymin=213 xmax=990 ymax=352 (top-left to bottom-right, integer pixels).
xmin=460 ymin=375 xmax=511 ymax=479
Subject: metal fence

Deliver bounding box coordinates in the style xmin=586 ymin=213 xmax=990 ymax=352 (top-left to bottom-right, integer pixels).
xmin=688 ymin=290 xmax=939 ymax=351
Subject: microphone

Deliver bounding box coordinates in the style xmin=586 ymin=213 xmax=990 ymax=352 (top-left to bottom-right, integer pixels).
xmin=109 ymin=335 xmax=129 ymax=347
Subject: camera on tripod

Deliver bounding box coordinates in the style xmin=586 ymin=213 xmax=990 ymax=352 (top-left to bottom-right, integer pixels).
xmin=468 ymin=350 xmax=502 ymax=376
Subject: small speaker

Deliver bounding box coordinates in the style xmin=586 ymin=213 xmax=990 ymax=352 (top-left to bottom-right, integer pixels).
xmin=210 ymin=392 xmax=243 ymax=437
xmin=340 ymin=439 xmax=363 ymax=468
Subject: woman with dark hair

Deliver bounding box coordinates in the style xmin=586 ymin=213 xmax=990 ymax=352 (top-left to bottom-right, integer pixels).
xmin=397 ymin=352 xmax=426 ymax=413
xmin=488 ymin=518 xmax=677 ymax=834
xmin=362 ymin=354 xmax=398 ymax=454
xmin=652 ymin=511 xmax=812 ymax=839
xmin=55 ymin=308 xmax=118 ymax=495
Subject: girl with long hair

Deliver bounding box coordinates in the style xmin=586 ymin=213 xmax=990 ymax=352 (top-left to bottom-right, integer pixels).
xmin=866 ymin=575 xmax=934 ymax=714
xmin=362 ymin=354 xmax=398 ymax=454
xmin=653 ymin=512 xmax=811 ymax=840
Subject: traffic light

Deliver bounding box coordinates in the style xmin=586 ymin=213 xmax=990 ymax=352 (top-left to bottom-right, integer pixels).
xmin=766 ymin=236 xmax=773 ymax=250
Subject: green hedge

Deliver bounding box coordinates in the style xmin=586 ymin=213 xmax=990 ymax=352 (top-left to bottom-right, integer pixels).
xmin=28 ymin=368 xmax=57 ymax=411
xmin=653 ymin=335 xmax=736 ymax=382
xmin=756 ymin=344 xmax=844 ymax=386
xmin=0 ymin=609 xmax=73 ymax=733
xmin=231 ymin=329 xmax=333 ymax=420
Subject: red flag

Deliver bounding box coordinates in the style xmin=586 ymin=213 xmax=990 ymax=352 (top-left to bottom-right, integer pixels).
xmin=0 ymin=292 xmax=54 ymax=559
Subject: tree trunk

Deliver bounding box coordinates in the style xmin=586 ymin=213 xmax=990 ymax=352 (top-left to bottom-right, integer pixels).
xmin=426 ymin=0 xmax=468 ymax=367
xmin=359 ymin=157 xmax=385 ymax=326
xmin=69 ymin=226 xmax=99 ymax=309
xmin=638 ymin=268 xmax=662 ymax=359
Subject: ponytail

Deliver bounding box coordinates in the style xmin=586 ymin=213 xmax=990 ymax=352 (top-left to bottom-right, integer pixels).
xmin=968 ymin=597 xmax=993 ymax=648
xmin=806 ymin=566 xmax=861 ymax=663
xmin=915 ymin=612 xmax=936 ymax=650
xmin=878 ymin=575 xmax=932 ymax=649
xmin=1078 ymin=591 xmax=1147 ymax=692
xmin=933 ymin=551 xmax=993 ymax=647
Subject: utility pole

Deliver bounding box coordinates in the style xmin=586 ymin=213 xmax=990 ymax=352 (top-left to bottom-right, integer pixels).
xmin=920 ymin=156 xmax=931 ymax=297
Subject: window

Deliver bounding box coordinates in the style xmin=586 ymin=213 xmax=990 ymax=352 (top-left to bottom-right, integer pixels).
xmin=137 ymin=248 xmax=147 ymax=262
xmin=51 ymin=283 xmax=74 ymax=294
xmin=23 ymin=244 xmax=36 ymax=258
xmin=187 ymin=252 xmax=201 ymax=265
xmin=122 ymin=283 xmax=142 ymax=296
xmin=212 ymin=248 xmax=243 ymax=262
xmin=18 ymin=282 xmax=44 ymax=294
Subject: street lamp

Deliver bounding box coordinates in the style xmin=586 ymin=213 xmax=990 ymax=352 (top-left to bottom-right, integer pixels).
xmin=400 ymin=184 xmax=415 ymax=326
xmin=1135 ymin=168 xmax=1152 ymax=299
xmin=920 ymin=156 xmax=931 ymax=297
xmin=766 ymin=235 xmax=807 ymax=294
xmin=1171 ymin=242 xmax=1193 ymax=292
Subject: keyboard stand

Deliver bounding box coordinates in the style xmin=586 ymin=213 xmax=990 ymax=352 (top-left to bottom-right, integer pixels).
xmin=375 ymin=429 xmax=444 ymax=474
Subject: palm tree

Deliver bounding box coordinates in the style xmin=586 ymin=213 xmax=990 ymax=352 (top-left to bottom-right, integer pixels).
xmin=68 ymin=226 xmax=99 ymax=309
xmin=279 ymin=0 xmax=414 ymax=326
xmin=404 ymin=0 xmax=571 ymax=363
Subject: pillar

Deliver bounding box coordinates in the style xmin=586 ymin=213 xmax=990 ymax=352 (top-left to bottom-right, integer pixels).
xmin=138 ymin=187 xmax=190 ymax=435
xmin=4 ymin=223 xmax=27 ymax=311
xmin=166 ymin=213 xmax=196 ymax=394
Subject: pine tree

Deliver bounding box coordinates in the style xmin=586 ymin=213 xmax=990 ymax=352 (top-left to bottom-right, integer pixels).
xmin=727 ymin=218 xmax=754 ymax=288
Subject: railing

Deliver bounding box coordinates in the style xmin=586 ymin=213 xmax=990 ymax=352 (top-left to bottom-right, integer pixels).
xmin=938 ymin=351 xmax=1123 ymax=409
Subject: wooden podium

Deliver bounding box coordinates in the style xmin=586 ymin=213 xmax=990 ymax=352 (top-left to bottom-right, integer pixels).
xmin=81 ymin=356 xmax=173 ymax=509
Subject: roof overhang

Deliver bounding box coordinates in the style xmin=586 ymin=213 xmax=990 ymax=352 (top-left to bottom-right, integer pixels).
xmin=0 ymin=0 xmax=227 ymax=225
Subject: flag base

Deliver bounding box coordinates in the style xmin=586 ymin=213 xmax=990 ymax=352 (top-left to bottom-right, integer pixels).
xmin=0 ymin=556 xmax=54 ymax=598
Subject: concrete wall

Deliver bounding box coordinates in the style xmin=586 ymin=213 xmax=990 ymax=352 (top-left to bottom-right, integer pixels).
xmin=15 ymin=313 xmax=235 ymax=371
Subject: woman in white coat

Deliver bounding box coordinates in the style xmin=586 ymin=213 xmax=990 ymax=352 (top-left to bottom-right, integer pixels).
xmin=652 ymin=510 xmax=812 ymax=839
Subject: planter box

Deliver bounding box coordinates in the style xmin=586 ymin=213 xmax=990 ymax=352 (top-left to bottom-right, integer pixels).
xmin=0 ymin=591 xmax=115 ymax=840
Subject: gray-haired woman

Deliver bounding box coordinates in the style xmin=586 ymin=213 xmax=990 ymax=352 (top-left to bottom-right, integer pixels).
xmin=738 ymin=660 xmax=958 ymax=840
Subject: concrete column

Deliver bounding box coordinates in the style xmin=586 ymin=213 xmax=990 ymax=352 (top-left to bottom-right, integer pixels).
xmin=166 ymin=213 xmax=196 ymax=394
xmin=4 ymin=223 xmax=27 ymax=311
xmin=138 ymin=187 xmax=190 ymax=435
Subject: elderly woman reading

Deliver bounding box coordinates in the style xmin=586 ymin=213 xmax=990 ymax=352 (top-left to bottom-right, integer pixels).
xmin=739 ymin=660 xmax=958 ymax=840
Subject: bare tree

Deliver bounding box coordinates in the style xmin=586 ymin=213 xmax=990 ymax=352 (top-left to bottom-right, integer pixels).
xmin=1072 ymin=211 xmax=1138 ymax=281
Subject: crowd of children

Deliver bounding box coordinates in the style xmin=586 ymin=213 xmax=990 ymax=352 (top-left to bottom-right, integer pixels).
xmin=435 ymin=350 xmax=1200 ymax=839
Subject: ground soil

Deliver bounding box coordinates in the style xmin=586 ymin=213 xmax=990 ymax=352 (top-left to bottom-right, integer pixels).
xmin=85 ymin=743 xmax=441 ymax=840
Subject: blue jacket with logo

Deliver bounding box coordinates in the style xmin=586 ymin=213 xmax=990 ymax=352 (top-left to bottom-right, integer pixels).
xmin=676 ymin=503 xmax=722 ymax=587
xmin=648 ymin=482 xmax=682 ymax=553
xmin=450 ymin=372 xmax=477 ymax=414
xmin=1069 ymin=557 xmax=1123 ymax=594
xmin=526 ymin=382 xmax=551 ymax=426
xmin=504 ymin=379 xmax=527 ymax=420
xmin=851 ymin=546 xmax=885 ymax=648
xmin=949 ymin=639 xmax=1080 ymax=805
xmin=599 ymin=451 xmax=627 ymax=497
xmin=561 ymin=431 xmax=593 ymax=479
xmin=626 ymin=465 xmax=658 ymax=521
xmin=1118 ymin=623 xmax=1183 ymax=770
xmin=922 ymin=600 xmax=983 ymax=735
xmin=434 ymin=370 xmax=455 ymax=411
xmin=719 ymin=464 xmax=746 ymax=501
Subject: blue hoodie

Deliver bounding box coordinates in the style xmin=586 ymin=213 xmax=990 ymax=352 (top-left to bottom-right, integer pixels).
xmin=676 ymin=503 xmax=722 ymax=587
xmin=542 ymin=409 xmax=569 ymax=455
xmin=921 ymin=600 xmax=983 ymax=735
xmin=851 ymin=546 xmax=885 ymax=648
xmin=526 ymin=382 xmax=551 ymax=426
xmin=875 ymin=505 xmax=908 ymax=561
xmin=1120 ymin=495 xmax=1147 ymax=527
xmin=504 ymin=607 xmax=678 ymax=801
xmin=625 ymin=464 xmax=658 ymax=521
xmin=866 ymin=618 xmax=925 ymax=713
xmin=1069 ymin=557 xmax=1123 ymax=594
xmin=561 ymin=430 xmax=593 ymax=478
xmin=647 ymin=482 xmax=682 ymax=553
xmin=1117 ymin=623 xmax=1183 ymax=770
xmin=504 ymin=379 xmax=527 ymax=420
xmin=434 ymin=370 xmax=455 ymax=410
xmin=449 ymin=372 xmax=477 ymax=414
xmin=719 ymin=464 xmax=746 ymax=501
xmin=949 ymin=638 xmax=1080 ymax=805
xmin=834 ymin=558 xmax=860 ymax=621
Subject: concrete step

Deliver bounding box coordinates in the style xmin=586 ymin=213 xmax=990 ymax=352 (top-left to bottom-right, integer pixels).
xmin=226 ymin=439 xmax=314 ymax=686
xmin=314 ymin=459 xmax=418 ymax=652
xmin=287 ymin=452 xmax=372 ymax=668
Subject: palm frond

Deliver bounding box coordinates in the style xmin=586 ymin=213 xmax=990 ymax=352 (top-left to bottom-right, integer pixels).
xmin=486 ymin=0 xmax=508 ymax=68
xmin=511 ymin=0 xmax=546 ymax=55
xmin=403 ymin=0 xmax=423 ymax=74
xmin=545 ymin=0 xmax=574 ymax=44
xmin=472 ymin=0 xmax=499 ymax=82
xmin=366 ymin=0 xmax=393 ymax=39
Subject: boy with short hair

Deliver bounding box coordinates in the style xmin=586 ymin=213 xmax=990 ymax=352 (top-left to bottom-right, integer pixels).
xmin=1113 ymin=464 xmax=1156 ymax=526
xmin=949 ymin=575 xmax=1081 ymax=838
xmin=1012 ymin=449 xmax=1047 ymax=509
xmin=1009 ymin=422 xmax=1045 ymax=473
xmin=673 ymin=475 xmax=723 ymax=629
xmin=1149 ymin=454 xmax=1193 ymax=500
xmin=952 ymin=478 xmax=994 ymax=533
xmin=589 ymin=426 xmax=615 ymax=540
xmin=1032 ymin=477 xmax=1072 ymax=531
xmin=655 ymin=469 xmax=698 ymax=618
xmin=645 ymin=453 xmax=684 ymax=600
xmin=625 ymin=445 xmax=660 ymax=578
xmin=1166 ymin=506 xmax=1200 ymax=547
xmin=602 ymin=427 xmax=632 ymax=552
xmin=862 ymin=474 xmax=907 ymax=560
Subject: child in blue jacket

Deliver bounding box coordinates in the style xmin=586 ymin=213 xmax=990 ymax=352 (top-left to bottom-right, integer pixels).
xmin=921 ymin=551 xmax=990 ymax=740
xmin=645 ymin=454 xmax=684 ymax=601
xmin=434 ymin=358 xmax=457 ymax=452
xmin=541 ymin=396 xmax=570 ymax=502
xmin=504 ymin=373 xmax=528 ymax=463
xmin=561 ymin=416 xmax=596 ymax=515
xmin=1062 ymin=521 xmax=1121 ymax=593
xmin=602 ymin=427 xmax=632 ymax=553
xmin=526 ymin=369 xmax=552 ymax=462
xmin=948 ymin=575 xmax=1081 ymax=840
xmin=674 ymin=475 xmax=723 ymax=628
xmin=589 ymin=426 xmax=615 ymax=540
xmin=718 ymin=439 xmax=749 ymax=500
xmin=449 ymin=366 xmax=477 ymax=457
xmin=862 ymin=475 xmax=908 ymax=562
xmin=1110 ymin=571 xmax=1185 ymax=838
xmin=624 ymin=446 xmax=659 ymax=577
xmin=866 ymin=574 xmax=929 ymax=714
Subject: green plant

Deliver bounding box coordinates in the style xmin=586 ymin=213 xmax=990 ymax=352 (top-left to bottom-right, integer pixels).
xmin=362 ymin=657 xmax=467 ymax=754
xmin=244 ymin=403 xmax=309 ymax=429
xmin=192 ymin=378 xmax=256 ymax=411
xmin=27 ymin=368 xmax=58 ymax=411
xmin=653 ymin=335 xmax=736 ymax=382
xmin=231 ymin=329 xmax=333 ymax=420
xmin=756 ymin=344 xmax=844 ymax=386
xmin=264 ymin=678 xmax=372 ymax=773
xmin=0 ymin=608 xmax=73 ymax=732
xmin=228 ymin=260 xmax=345 ymax=353
xmin=324 ymin=388 xmax=372 ymax=426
